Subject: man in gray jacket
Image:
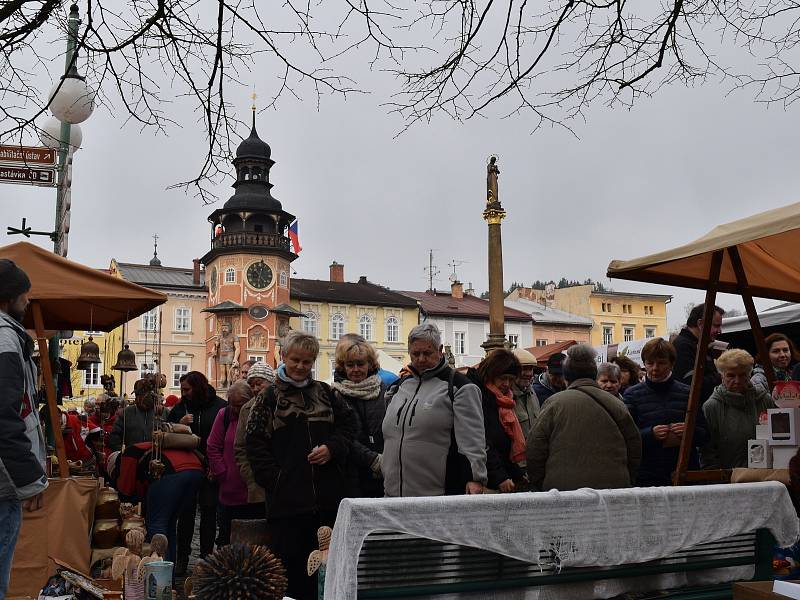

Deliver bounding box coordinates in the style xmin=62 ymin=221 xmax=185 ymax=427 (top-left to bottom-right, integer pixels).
xmin=382 ymin=323 xmax=487 ymax=497
xmin=527 ymin=344 xmax=641 ymax=492
xmin=0 ymin=260 xmax=48 ymax=596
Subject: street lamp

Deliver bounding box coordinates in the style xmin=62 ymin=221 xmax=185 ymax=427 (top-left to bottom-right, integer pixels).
xmin=39 ymin=116 xmax=82 ymax=151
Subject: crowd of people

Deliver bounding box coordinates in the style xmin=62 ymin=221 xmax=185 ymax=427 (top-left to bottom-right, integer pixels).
xmin=1 ymin=256 xmax=798 ymax=599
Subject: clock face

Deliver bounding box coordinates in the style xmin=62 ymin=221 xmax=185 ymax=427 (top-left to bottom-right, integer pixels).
xmin=246 ymin=261 xmax=273 ymax=290
xmin=209 ymin=267 xmax=217 ymax=293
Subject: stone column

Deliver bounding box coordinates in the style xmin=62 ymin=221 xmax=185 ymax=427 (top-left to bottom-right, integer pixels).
xmin=482 ymin=156 xmax=508 ymax=353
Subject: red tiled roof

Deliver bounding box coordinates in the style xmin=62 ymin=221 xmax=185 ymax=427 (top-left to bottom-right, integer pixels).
xmin=401 ymin=290 xmax=531 ymax=322
xmin=526 ymin=340 xmax=577 ymax=366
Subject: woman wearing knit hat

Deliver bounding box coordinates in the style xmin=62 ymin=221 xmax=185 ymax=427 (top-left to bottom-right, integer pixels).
xmin=246 ymin=361 xmax=275 ymax=396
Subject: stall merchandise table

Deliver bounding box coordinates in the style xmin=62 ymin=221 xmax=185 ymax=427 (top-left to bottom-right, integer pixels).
xmin=326 ymin=482 xmax=800 ymax=599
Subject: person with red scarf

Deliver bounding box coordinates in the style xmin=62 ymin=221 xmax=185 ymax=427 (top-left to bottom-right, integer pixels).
xmin=467 ymin=349 xmax=527 ymax=492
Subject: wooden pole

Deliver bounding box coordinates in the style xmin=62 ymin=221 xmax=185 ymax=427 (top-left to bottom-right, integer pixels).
xmin=31 ymin=301 xmax=69 ymax=479
xmin=728 ymin=245 xmax=775 ymax=392
xmin=673 ymin=250 xmax=723 ymax=485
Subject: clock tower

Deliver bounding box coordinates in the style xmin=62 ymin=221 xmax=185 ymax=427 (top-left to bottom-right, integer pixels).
xmin=200 ymin=108 xmax=300 ymax=387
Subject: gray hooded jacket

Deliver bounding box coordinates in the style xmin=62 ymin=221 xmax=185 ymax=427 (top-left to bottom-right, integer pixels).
xmin=0 ymin=311 xmax=48 ymax=501
xmin=382 ymin=359 xmax=487 ymax=497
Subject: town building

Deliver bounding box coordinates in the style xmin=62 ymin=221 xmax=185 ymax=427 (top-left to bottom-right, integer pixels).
xmin=504 ymin=297 xmax=592 ymax=346
xmin=291 ymin=262 xmax=420 ymax=380
xmin=402 ymin=282 xmax=532 ymax=368
xmin=507 ymin=285 xmax=671 ymax=346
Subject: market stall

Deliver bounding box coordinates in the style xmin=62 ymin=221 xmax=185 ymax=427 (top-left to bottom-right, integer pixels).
xmin=607 ymin=201 xmax=800 ymax=484
xmin=0 ymin=241 xmax=166 ymax=598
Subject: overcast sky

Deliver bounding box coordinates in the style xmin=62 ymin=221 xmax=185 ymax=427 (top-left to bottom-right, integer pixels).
xmin=1 ymin=16 xmax=796 ymax=329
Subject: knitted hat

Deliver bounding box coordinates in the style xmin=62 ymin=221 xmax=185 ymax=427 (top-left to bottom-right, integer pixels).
xmin=163 ymin=394 xmax=180 ymax=408
xmin=0 ymin=259 xmax=31 ymax=302
xmin=247 ymin=361 xmax=275 ymax=383
xmin=512 ymin=348 xmax=538 ymax=367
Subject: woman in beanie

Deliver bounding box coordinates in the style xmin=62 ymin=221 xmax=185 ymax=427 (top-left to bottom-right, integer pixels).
xmin=246 ymin=361 xmax=274 ymax=396
xmin=467 ymin=349 xmax=527 ymax=492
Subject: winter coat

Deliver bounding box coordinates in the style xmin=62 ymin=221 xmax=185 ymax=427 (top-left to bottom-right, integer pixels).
xmin=532 ymin=372 xmax=560 ymax=407
xmin=751 ymin=364 xmax=791 ymax=397
xmin=166 ymin=386 xmax=227 ymax=455
xmin=0 ymin=311 xmax=48 ymax=501
xmin=234 ymin=397 xmax=265 ymax=504
xmin=700 ymin=384 xmax=775 ymax=469
xmin=333 ymin=380 xmax=386 ymax=498
xmin=207 ymin=407 xmax=249 ymax=506
xmin=382 ymin=359 xmax=487 ymax=497
xmin=673 ymin=328 xmax=720 ymax=402
xmin=466 ymin=369 xmax=524 ymax=488
xmin=108 ymin=405 xmax=154 ymax=451
xmin=245 ymin=378 xmax=358 ymax=519
xmin=512 ymin=382 xmax=540 ymax=440
xmin=624 ymin=376 xmax=710 ymax=486
xmin=527 ymin=379 xmax=641 ymax=492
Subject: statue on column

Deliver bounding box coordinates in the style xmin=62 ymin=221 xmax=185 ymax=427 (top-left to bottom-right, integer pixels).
xmin=486 ymin=155 xmax=500 ymax=208
xmin=212 ymin=322 xmax=239 ymax=388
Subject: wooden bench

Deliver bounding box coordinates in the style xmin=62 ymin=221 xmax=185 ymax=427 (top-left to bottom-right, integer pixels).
xmin=356 ymin=528 xmax=777 ymax=599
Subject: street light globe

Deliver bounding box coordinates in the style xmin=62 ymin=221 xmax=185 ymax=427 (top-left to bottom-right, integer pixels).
xmin=48 ymin=76 xmax=95 ymax=124
xmin=39 ymin=116 xmax=82 ymax=151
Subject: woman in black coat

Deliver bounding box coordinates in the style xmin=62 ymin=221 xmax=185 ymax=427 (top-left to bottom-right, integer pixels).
xmin=468 ymin=349 xmax=526 ymax=492
xmin=332 ymin=336 xmax=386 ymax=497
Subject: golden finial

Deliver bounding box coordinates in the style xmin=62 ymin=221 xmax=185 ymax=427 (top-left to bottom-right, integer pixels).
xmin=251 ymin=91 xmax=257 ymax=112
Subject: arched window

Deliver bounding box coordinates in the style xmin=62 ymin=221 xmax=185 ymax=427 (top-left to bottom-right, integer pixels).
xmin=359 ymin=314 xmax=373 ymax=341
xmin=224 ymin=267 xmax=235 ymax=284
xmin=279 ymin=271 xmax=288 ymax=287
xmin=302 ymin=311 xmax=319 ymax=337
xmin=385 ymin=316 xmax=399 ymax=343
xmin=331 ymin=313 xmax=345 ymax=341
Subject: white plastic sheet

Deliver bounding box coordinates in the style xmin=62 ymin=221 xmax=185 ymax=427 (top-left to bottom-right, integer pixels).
xmin=325 ymin=482 xmax=799 ymax=599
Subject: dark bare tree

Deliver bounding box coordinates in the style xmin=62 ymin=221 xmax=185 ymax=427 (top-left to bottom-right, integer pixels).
xmin=2 ymin=0 xmax=799 ymax=200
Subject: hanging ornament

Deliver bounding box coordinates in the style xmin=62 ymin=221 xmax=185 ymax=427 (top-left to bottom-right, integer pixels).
xmin=112 ymin=344 xmax=137 ymax=372
xmin=75 ymin=335 xmax=101 ymax=370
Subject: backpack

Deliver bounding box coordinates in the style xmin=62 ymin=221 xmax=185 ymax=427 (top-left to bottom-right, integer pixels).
xmin=389 ymin=368 xmax=472 ymax=495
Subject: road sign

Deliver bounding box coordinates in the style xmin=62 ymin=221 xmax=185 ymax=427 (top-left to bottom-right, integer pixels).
xmin=0 ymin=165 xmax=56 ymax=186
xmin=0 ymin=144 xmax=56 ymax=166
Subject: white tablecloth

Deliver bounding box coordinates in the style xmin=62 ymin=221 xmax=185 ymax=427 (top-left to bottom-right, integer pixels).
xmin=325 ymin=482 xmax=800 ymax=599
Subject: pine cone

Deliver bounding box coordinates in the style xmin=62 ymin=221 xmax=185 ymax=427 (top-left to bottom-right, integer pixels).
xmin=193 ymin=543 xmax=287 ymax=600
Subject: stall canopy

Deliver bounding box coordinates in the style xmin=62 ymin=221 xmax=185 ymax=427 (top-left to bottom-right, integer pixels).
xmin=607 ymin=202 xmax=800 ymax=302
xmin=0 ymin=241 xmax=167 ymax=331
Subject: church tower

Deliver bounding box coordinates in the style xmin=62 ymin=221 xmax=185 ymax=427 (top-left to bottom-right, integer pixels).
xmin=201 ymin=107 xmax=300 ymax=387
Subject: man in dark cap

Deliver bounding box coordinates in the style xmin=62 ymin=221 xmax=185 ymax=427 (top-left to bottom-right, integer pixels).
xmin=532 ymin=352 xmax=567 ymax=407
xmin=0 ymin=259 xmax=48 ymax=596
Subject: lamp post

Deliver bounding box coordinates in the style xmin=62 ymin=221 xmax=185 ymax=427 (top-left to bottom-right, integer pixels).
xmin=482 ymin=156 xmax=508 ymax=353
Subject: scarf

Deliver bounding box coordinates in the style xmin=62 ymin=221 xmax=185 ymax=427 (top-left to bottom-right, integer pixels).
xmin=486 ymin=383 xmax=526 ymax=463
xmin=332 ymin=374 xmax=382 ymax=400
xmin=276 ymin=364 xmax=311 ymax=388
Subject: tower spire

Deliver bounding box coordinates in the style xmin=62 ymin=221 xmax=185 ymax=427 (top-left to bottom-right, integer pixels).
xmin=251 ymin=91 xmax=257 ymax=132
xmin=149 ymin=233 xmax=161 ymax=266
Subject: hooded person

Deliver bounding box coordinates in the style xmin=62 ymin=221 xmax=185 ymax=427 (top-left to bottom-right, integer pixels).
xmin=0 ymin=259 xmax=48 ymax=597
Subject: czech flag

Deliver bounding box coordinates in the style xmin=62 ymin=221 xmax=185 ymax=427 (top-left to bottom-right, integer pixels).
xmin=288 ymin=220 xmax=302 ymax=253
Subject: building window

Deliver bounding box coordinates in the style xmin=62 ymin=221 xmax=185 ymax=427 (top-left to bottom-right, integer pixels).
xmin=385 ymin=316 xmax=400 ymax=343
xmin=624 ymin=326 xmax=634 ymax=342
xmin=248 ymin=355 xmax=264 ymax=363
xmin=279 ymin=271 xmax=288 ymax=287
xmin=141 ymin=309 xmax=158 ymax=331
xmin=645 ymin=326 xmax=657 ymax=339
xmin=331 ymin=313 xmax=345 ymax=341
xmin=359 ymin=314 xmax=374 ymax=341
xmin=175 ymin=307 xmax=191 ymax=332
xmin=172 ymin=362 xmax=189 ymax=388
xmin=536 ymin=339 xmax=548 ymax=347
xmin=329 ymin=357 xmax=336 ymax=377
xmin=84 ymin=362 xmax=102 ymax=387
xmin=454 ymin=332 xmax=466 ymax=355
xmin=507 ymin=334 xmax=519 ymax=348
xmin=302 ymin=311 xmax=319 ymax=337
xmin=139 ymin=360 xmax=156 ymax=377
xmin=601 ymin=303 xmax=606 ymax=312
xmin=603 ymin=326 xmax=613 ymax=345
xmin=224 ymin=267 xmax=235 ymax=284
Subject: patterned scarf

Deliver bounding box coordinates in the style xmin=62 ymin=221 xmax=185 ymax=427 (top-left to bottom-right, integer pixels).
xmin=486 ymin=382 xmax=526 ymax=463
xmin=332 ymin=374 xmax=382 ymax=400
xmin=276 ymin=364 xmax=310 ymax=388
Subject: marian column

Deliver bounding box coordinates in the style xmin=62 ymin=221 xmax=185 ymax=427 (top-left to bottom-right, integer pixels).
xmin=482 ymin=156 xmax=508 ymax=352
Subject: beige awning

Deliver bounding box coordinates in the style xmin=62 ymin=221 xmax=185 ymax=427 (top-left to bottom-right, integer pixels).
xmin=607 ymin=202 xmax=800 ymax=301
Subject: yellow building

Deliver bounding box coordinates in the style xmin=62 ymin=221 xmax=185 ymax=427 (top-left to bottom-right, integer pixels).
xmin=290 ymin=262 xmax=419 ymax=380
xmin=508 ymin=285 xmax=671 ymax=346
xmin=59 ymin=329 xmax=123 ymax=399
